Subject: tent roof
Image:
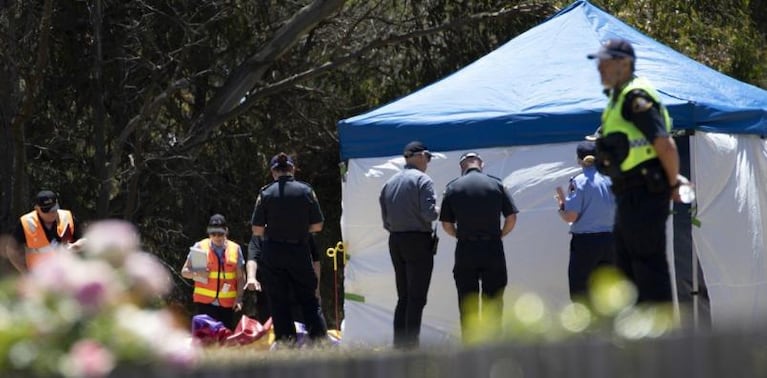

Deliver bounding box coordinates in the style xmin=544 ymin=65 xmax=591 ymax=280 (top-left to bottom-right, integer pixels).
xmin=338 ymin=0 xmax=767 ymax=160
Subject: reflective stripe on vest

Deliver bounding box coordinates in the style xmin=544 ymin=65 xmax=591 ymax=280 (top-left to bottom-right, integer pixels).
xmin=192 ymin=238 xmax=240 ymax=308
xmin=601 ymin=77 xmax=672 ymax=172
xmin=20 ymin=210 xmax=75 ymax=269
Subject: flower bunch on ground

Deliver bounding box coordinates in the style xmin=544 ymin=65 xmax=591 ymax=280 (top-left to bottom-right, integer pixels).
xmin=0 ymin=220 xmax=199 ymax=377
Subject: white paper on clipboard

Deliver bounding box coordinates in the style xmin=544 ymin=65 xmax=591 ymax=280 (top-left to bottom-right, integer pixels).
xmin=189 ymin=247 xmax=209 ymax=284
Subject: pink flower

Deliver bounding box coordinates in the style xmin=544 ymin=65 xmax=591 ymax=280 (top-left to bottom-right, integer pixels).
xmin=62 ymin=339 xmax=115 ymax=378
xmin=123 ymin=252 xmax=171 ymax=299
xmin=83 ymin=220 xmax=141 ymax=265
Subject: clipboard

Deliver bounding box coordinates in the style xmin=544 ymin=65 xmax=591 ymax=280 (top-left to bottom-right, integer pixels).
xmin=189 ymin=247 xmax=209 ymax=284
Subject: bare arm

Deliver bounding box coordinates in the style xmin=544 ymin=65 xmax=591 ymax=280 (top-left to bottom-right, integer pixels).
xmin=654 ymin=136 xmax=680 ymax=186
xmin=441 ymin=222 xmax=457 ymax=237
xmin=244 ymin=260 xmax=261 ymax=291
xmin=313 ymin=260 xmax=321 ymax=299
xmin=501 ymin=214 xmax=517 ymax=237
xmin=5 ymin=243 xmax=27 ymax=273
xmin=180 ymin=257 xmax=200 ymax=280
xmin=555 ymin=187 xmax=579 ymax=223
xmin=308 ymin=222 xmax=323 ymax=233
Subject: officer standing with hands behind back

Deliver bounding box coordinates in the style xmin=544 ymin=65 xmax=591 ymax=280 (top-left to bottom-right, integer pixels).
xmin=588 ymin=38 xmax=690 ymax=303
xmin=248 ymin=152 xmax=328 ymax=346
xmin=439 ymin=152 xmax=518 ymax=341
xmin=379 ymin=141 xmax=439 ymax=349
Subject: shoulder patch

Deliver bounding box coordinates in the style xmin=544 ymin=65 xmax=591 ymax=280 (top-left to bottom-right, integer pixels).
xmin=631 ymin=93 xmax=653 ymax=113
xmin=568 ymin=180 xmax=576 ymax=194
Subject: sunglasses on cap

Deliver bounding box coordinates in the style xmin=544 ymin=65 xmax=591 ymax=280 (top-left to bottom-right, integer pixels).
xmin=38 ymin=204 xmax=59 ymax=214
xmin=412 ymin=151 xmax=432 ymax=162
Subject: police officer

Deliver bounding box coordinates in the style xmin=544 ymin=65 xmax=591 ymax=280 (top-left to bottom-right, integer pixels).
xmin=439 ymin=152 xmax=518 ymax=341
xmin=247 ymin=152 xmax=328 ymax=345
xmin=245 ymin=233 xmax=321 ymax=325
xmin=555 ymin=141 xmax=616 ymax=302
xmin=379 ymin=141 xmax=438 ymax=348
xmin=588 ymin=39 xmax=689 ymax=303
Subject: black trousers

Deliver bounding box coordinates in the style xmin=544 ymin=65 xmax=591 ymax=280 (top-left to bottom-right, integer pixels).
xmin=453 ymin=239 xmax=507 ymax=340
xmin=614 ymin=186 xmax=673 ymax=303
xmin=196 ymin=302 xmax=238 ymax=331
xmin=259 ymin=240 xmax=327 ymax=342
xmin=569 ymin=232 xmax=615 ymax=301
xmin=388 ymin=232 xmax=434 ymax=348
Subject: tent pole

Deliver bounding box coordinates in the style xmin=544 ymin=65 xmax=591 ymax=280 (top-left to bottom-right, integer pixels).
xmin=692 ymin=244 xmax=699 ymax=331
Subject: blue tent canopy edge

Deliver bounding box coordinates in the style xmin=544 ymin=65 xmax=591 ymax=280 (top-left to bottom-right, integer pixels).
xmin=338 ymin=0 xmax=767 ymax=160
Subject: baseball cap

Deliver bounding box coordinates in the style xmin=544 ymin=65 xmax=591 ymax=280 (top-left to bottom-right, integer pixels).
xmin=207 ymin=214 xmax=227 ymax=234
xmin=577 ymin=141 xmax=597 ymax=160
xmin=36 ymin=190 xmax=59 ymax=213
xmin=269 ymin=153 xmax=295 ymax=170
xmin=403 ymin=141 xmax=431 ymax=158
xmin=587 ymin=38 xmax=635 ymax=60
xmin=459 ymin=152 xmax=483 ymax=164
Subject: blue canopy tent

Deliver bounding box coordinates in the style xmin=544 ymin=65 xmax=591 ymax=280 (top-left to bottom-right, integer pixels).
xmin=338 ymin=0 xmax=767 ymax=344
xmin=338 ymin=0 xmax=766 ymax=159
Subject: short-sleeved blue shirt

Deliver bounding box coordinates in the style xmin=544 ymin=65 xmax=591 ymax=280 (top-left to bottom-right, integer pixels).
xmin=564 ymin=166 xmax=615 ymax=234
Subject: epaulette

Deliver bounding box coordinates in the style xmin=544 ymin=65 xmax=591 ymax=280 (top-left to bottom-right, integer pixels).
xmin=445 ymin=177 xmax=460 ymax=187
xmin=260 ymin=181 xmax=277 ymax=192
xmin=296 ymin=180 xmax=313 ymax=188
xmin=626 ymin=89 xmax=655 ymax=114
xmin=487 ymin=174 xmax=503 ymax=182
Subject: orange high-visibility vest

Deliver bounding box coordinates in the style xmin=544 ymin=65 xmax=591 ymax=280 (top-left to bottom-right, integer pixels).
xmin=192 ymin=239 xmax=240 ymax=308
xmin=20 ymin=210 xmax=75 ymax=269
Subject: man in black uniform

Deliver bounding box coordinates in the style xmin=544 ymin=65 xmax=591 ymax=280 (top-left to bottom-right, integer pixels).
xmin=439 ymin=152 xmax=518 ymax=341
xmin=587 ymin=39 xmax=689 ymax=303
xmin=245 ymin=233 xmax=321 ymax=325
xmin=379 ymin=141 xmax=439 ymax=348
xmin=247 ymin=152 xmax=327 ymax=345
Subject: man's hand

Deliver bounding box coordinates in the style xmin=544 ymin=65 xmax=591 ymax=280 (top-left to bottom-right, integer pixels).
xmin=244 ymin=278 xmax=261 ymax=291
xmin=191 ymin=269 xmax=209 ymax=280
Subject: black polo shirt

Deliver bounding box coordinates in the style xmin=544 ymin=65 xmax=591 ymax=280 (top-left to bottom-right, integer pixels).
xmin=439 ymin=168 xmax=518 ymax=239
xmin=12 ymin=212 xmax=82 ymax=247
xmin=251 ymin=175 xmax=324 ymax=242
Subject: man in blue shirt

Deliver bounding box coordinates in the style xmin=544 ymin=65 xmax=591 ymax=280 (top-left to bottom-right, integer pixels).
xmin=556 ymin=141 xmax=616 ymax=301
xmin=379 ymin=141 xmax=439 ymax=348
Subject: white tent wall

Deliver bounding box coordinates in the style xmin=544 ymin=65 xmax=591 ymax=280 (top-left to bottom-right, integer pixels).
xmin=692 ymin=132 xmax=767 ymax=329
xmin=341 ymin=143 xmax=681 ymax=345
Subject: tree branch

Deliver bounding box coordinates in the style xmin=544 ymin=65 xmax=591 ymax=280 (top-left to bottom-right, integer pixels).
xmin=179 ymin=0 xmax=346 ymax=151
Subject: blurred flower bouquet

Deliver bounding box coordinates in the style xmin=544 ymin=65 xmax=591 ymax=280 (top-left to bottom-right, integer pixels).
xmin=0 ymin=220 xmax=199 ymax=377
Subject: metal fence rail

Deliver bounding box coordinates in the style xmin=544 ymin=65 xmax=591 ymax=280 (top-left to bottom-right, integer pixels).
xmin=112 ymin=330 xmax=767 ymax=378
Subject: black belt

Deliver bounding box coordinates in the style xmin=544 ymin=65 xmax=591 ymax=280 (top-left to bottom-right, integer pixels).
xmin=459 ymin=235 xmax=499 ymax=241
xmin=264 ymin=238 xmax=303 ymax=245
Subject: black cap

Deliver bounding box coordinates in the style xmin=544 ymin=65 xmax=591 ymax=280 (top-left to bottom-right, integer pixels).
xmin=207 ymin=214 xmax=227 ymax=234
xmin=269 ymin=153 xmax=295 ymax=170
xmin=403 ymin=141 xmax=431 ymax=158
xmin=35 ymin=190 xmax=59 ymax=212
xmin=459 ymin=152 xmax=483 ymax=164
xmin=577 ymin=141 xmax=597 ymax=160
xmin=587 ymin=38 xmax=635 ymax=60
